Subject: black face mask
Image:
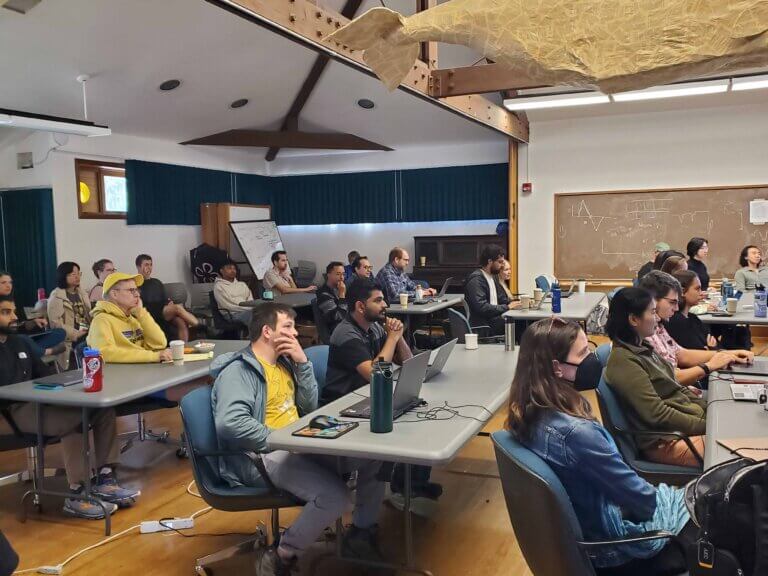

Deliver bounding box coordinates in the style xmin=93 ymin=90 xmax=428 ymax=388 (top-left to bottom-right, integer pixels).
xmin=564 ymin=352 xmax=602 ymax=391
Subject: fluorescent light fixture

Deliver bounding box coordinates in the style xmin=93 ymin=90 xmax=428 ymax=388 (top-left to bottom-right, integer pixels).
xmin=504 ymin=92 xmax=610 ymax=111
xmin=732 ymin=75 xmax=768 ymax=92
xmin=0 ymin=109 xmax=110 ymax=136
xmin=613 ymin=79 xmax=728 ymax=102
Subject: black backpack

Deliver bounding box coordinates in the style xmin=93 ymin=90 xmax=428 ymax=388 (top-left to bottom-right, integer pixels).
xmin=684 ymin=458 xmax=768 ymax=575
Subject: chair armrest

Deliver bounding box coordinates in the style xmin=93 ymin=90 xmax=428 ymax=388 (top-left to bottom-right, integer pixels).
xmin=614 ymin=428 xmax=704 ymax=466
xmin=578 ymin=530 xmax=675 ymax=549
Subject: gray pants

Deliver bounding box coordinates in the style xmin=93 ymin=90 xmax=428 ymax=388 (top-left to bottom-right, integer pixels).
xmin=0 ymin=403 xmax=120 ymax=486
xmin=261 ymin=451 xmax=385 ymax=556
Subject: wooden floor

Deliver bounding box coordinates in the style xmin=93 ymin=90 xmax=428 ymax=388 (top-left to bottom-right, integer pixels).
xmin=0 ymin=407 xmax=531 ymax=576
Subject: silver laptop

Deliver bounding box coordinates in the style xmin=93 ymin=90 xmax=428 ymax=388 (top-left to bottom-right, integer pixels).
xmin=730 ymin=383 xmax=765 ymax=401
xmin=719 ymin=357 xmax=768 ymax=376
xmin=425 ymin=338 xmax=458 ymax=381
xmin=414 ymin=277 xmax=453 ymax=304
xmin=340 ymin=351 xmax=430 ymax=419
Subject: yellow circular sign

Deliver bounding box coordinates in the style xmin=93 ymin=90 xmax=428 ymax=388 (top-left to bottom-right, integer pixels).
xmin=79 ymin=181 xmax=90 ymax=204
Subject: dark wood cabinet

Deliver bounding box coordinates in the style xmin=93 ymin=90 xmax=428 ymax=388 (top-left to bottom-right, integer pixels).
xmin=411 ymin=234 xmax=507 ymax=289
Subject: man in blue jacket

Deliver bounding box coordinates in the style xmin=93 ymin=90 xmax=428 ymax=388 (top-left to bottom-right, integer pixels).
xmin=211 ymin=302 xmax=385 ymax=575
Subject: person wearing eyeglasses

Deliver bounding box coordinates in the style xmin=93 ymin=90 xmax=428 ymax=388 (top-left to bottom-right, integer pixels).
xmin=88 ymin=258 xmax=116 ymax=304
xmin=375 ymin=247 xmax=435 ymax=304
xmin=638 ymin=271 xmax=752 ymax=387
xmin=351 ymin=255 xmax=374 ymax=282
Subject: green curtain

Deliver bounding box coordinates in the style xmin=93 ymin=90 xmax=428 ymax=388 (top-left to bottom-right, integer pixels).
xmin=0 ymin=188 xmax=57 ymax=307
xmin=126 ymin=160 xmax=233 ymax=225
xmin=234 ymin=173 xmax=273 ymax=207
xmin=399 ymin=163 xmax=508 ymax=222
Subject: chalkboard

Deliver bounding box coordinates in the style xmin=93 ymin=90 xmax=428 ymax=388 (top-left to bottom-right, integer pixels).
xmin=554 ymin=185 xmax=768 ymax=281
xmin=229 ymin=220 xmax=284 ymax=280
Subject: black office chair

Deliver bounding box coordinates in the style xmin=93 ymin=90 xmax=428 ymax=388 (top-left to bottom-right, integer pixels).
xmin=594 ymin=344 xmax=702 ymax=486
xmin=310 ymin=299 xmax=332 ymax=345
xmin=492 ymin=430 xmax=685 ymax=576
xmin=180 ymin=387 xmax=303 ymax=575
xmin=208 ymin=291 xmax=248 ymax=340
xmin=447 ymin=308 xmax=502 ymax=344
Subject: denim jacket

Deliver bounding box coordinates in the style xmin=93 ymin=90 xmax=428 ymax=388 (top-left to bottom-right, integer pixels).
xmin=522 ymin=411 xmax=689 ymax=567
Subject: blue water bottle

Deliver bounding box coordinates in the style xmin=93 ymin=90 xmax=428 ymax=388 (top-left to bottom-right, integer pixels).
xmin=551 ymin=283 xmax=562 ymax=314
xmin=370 ymin=358 xmax=393 ymax=433
xmin=755 ymin=284 xmax=767 ymax=318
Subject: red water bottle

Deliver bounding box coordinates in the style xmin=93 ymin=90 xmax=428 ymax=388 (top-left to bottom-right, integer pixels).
xmin=82 ymin=347 xmax=103 ymax=392
xmin=37 ymin=288 xmax=46 ymax=301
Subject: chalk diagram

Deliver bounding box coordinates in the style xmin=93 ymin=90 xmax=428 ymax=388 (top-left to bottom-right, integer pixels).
xmin=571 ymin=200 xmax=615 ymax=231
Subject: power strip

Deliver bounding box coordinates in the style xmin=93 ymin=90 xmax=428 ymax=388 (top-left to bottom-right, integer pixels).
xmin=140 ymin=517 xmax=194 ymax=534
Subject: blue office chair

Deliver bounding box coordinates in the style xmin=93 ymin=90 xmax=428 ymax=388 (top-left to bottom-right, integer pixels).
xmin=535 ymin=275 xmax=551 ymax=292
xmin=304 ymin=345 xmax=328 ymax=394
xmin=180 ymin=387 xmax=303 ymax=575
xmin=492 ymin=430 xmax=683 ymax=576
xmin=594 ymin=346 xmax=701 ymax=485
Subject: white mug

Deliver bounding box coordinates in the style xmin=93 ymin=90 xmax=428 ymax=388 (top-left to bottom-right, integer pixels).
xmin=170 ymin=340 xmax=185 ymax=365
xmin=464 ymin=333 xmax=479 ymax=350
xmin=577 ymin=280 xmax=586 ymax=294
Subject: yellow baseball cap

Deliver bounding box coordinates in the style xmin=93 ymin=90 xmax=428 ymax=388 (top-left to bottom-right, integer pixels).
xmin=102 ymin=272 xmax=144 ymax=297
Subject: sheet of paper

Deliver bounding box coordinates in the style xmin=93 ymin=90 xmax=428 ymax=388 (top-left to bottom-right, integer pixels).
xmin=717 ymin=437 xmax=768 ymax=462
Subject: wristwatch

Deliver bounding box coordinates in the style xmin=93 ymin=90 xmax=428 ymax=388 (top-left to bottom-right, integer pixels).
xmin=698 ymin=363 xmax=711 ymax=376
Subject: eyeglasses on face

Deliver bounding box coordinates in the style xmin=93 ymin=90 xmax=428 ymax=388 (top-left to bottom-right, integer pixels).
xmin=660 ymin=297 xmax=679 ymax=307
xmin=114 ymin=288 xmax=140 ymax=295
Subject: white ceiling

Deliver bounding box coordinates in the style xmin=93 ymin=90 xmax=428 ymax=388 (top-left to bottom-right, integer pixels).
xmin=0 ymin=0 xmax=505 ymax=154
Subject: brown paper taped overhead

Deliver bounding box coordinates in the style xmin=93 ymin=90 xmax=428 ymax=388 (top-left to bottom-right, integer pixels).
xmin=327 ymin=1 xmax=768 ymax=94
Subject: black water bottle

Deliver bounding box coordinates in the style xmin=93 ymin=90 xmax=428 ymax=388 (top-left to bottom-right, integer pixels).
xmin=370 ymin=358 xmax=393 ymax=433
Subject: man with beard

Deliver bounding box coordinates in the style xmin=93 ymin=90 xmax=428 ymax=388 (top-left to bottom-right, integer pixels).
xmin=464 ymin=244 xmax=519 ymax=335
xmin=0 ymin=295 xmax=136 ymax=519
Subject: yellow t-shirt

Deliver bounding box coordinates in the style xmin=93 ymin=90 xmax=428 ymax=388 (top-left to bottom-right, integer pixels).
xmin=258 ymin=358 xmax=300 ymax=429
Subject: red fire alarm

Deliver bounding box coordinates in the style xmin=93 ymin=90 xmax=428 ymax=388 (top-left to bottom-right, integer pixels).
xmin=521 ymin=182 xmax=533 ymax=194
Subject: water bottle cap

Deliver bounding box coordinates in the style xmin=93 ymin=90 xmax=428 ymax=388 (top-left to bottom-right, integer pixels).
xmin=83 ymin=347 xmax=100 ymax=357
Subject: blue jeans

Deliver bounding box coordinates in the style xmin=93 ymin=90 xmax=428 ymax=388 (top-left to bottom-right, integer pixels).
xmin=19 ymin=329 xmax=66 ymax=357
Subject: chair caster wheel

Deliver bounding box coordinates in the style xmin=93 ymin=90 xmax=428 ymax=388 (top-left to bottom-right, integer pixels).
xmin=176 ymin=448 xmax=188 ymax=458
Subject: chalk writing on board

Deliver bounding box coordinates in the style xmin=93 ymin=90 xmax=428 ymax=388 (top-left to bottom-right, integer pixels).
xmin=570 ymin=200 xmax=615 ymax=232
xmin=230 ymin=221 xmax=284 ymax=280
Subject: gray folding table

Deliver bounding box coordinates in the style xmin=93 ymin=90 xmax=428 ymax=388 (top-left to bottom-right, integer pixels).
xmin=699 ymin=293 xmax=768 ymax=327
xmin=240 ymin=292 xmax=315 ymax=309
xmin=502 ymin=291 xmax=606 ymax=323
xmin=705 ymin=375 xmax=768 ymax=469
xmin=0 ymin=339 xmax=246 ymax=535
xmin=267 ymin=344 xmax=518 ymax=575
xmin=385 ymin=294 xmax=465 ymax=344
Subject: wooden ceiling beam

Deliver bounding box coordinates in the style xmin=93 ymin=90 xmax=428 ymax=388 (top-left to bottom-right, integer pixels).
xmin=206 ymin=0 xmax=528 ymax=143
xmin=181 ymin=128 xmax=392 ymax=151
xmin=429 ymin=63 xmax=546 ymax=98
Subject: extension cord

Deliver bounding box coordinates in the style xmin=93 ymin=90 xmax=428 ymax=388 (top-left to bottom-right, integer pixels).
xmin=139 ymin=517 xmax=194 ymax=534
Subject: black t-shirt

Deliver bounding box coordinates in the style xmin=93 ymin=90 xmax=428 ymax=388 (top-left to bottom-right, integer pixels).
xmin=687 ymin=259 xmax=710 ymax=291
xmin=323 ymin=316 xmax=387 ymax=405
xmin=0 ymin=335 xmax=53 ymax=389
xmin=665 ymin=312 xmax=709 ymax=350
xmin=139 ymin=278 xmax=167 ymax=322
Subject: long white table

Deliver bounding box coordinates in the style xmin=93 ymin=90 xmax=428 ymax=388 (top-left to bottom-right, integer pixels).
xmin=240 ymin=292 xmax=316 ymax=309
xmin=699 ymin=292 xmax=768 ymax=326
xmin=502 ymin=291 xmax=605 ymax=322
xmin=0 ymin=340 xmax=246 ymax=535
xmin=705 ymin=376 xmax=768 ymax=469
xmin=268 ymin=344 xmax=517 ymax=574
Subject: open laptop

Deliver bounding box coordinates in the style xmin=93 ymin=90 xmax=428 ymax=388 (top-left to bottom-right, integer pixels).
xmin=413 ymin=277 xmax=453 ymax=304
xmin=719 ymin=357 xmax=768 ymax=377
xmin=34 ymin=370 xmax=84 ymax=387
xmin=425 ymin=338 xmax=458 ymax=381
xmin=730 ymin=383 xmax=765 ymax=401
xmin=340 ymin=351 xmax=430 ymax=419
xmin=560 ymin=282 xmax=577 ymax=299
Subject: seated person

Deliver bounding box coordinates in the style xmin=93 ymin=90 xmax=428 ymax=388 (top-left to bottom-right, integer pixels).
xmin=351 ymin=255 xmax=374 ymax=282
xmin=508 ymin=316 xmax=693 ymax=574
xmin=324 ymin=280 xmax=440 ymax=504
xmin=639 ymin=271 xmax=752 ymax=387
xmin=375 ymin=247 xmax=435 ymax=303
xmin=605 ymin=287 xmax=709 ymax=466
xmin=0 ymin=294 xmax=138 ymax=519
xmin=87 ymin=272 xmax=199 ymax=402
xmin=213 ymin=259 xmax=254 ymax=325
xmin=637 ymin=241 xmax=670 ymax=283
xmin=0 ymin=271 xmax=65 ymax=357
xmin=652 ymin=249 xmax=685 ymax=272
xmin=667 ymin=270 xmax=716 ymax=350
xmin=88 ymin=259 xmax=116 ymax=304
xmin=344 ymin=250 xmax=360 ymax=283
xmin=734 ymin=244 xmax=768 ymax=291
xmin=496 ymin=258 xmax=514 ymax=300
xmin=660 ymin=255 xmax=687 ymax=275
xmin=464 ymin=244 xmax=520 ymax=335
xmin=315 ymin=261 xmax=347 ymax=336
xmin=136 ymin=254 xmax=199 ymax=342
xmin=263 ymin=251 xmax=317 ymax=295
xmin=48 ymin=261 xmax=91 ymax=368
xmin=211 ymin=302 xmax=385 ymax=574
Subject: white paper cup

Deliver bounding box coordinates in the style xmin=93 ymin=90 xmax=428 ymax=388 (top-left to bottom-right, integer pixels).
xmin=170 ymin=340 xmax=185 ymax=365
xmin=464 ymin=333 xmax=479 ymax=350
xmin=399 ymin=293 xmax=409 ymax=308
xmin=533 ymin=288 xmax=543 ymax=302
xmin=578 ymin=280 xmax=586 ymax=293
xmin=519 ymin=295 xmax=531 ymax=309
xmin=727 ymin=298 xmax=738 ymax=314
xmin=419 ymin=256 xmax=426 ymax=266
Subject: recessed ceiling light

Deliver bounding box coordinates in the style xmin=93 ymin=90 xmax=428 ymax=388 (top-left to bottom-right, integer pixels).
xmin=159 ymin=79 xmax=182 ymax=91
xmin=357 ymin=99 xmax=375 ymax=110
xmin=230 ymin=98 xmax=249 ymax=109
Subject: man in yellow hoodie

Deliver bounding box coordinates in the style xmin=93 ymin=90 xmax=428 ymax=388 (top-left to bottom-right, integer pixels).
xmin=88 ymin=273 xmax=202 ymax=401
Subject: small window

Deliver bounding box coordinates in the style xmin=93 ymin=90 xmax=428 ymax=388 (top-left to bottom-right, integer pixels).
xmin=75 ymin=159 xmax=127 ymax=219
